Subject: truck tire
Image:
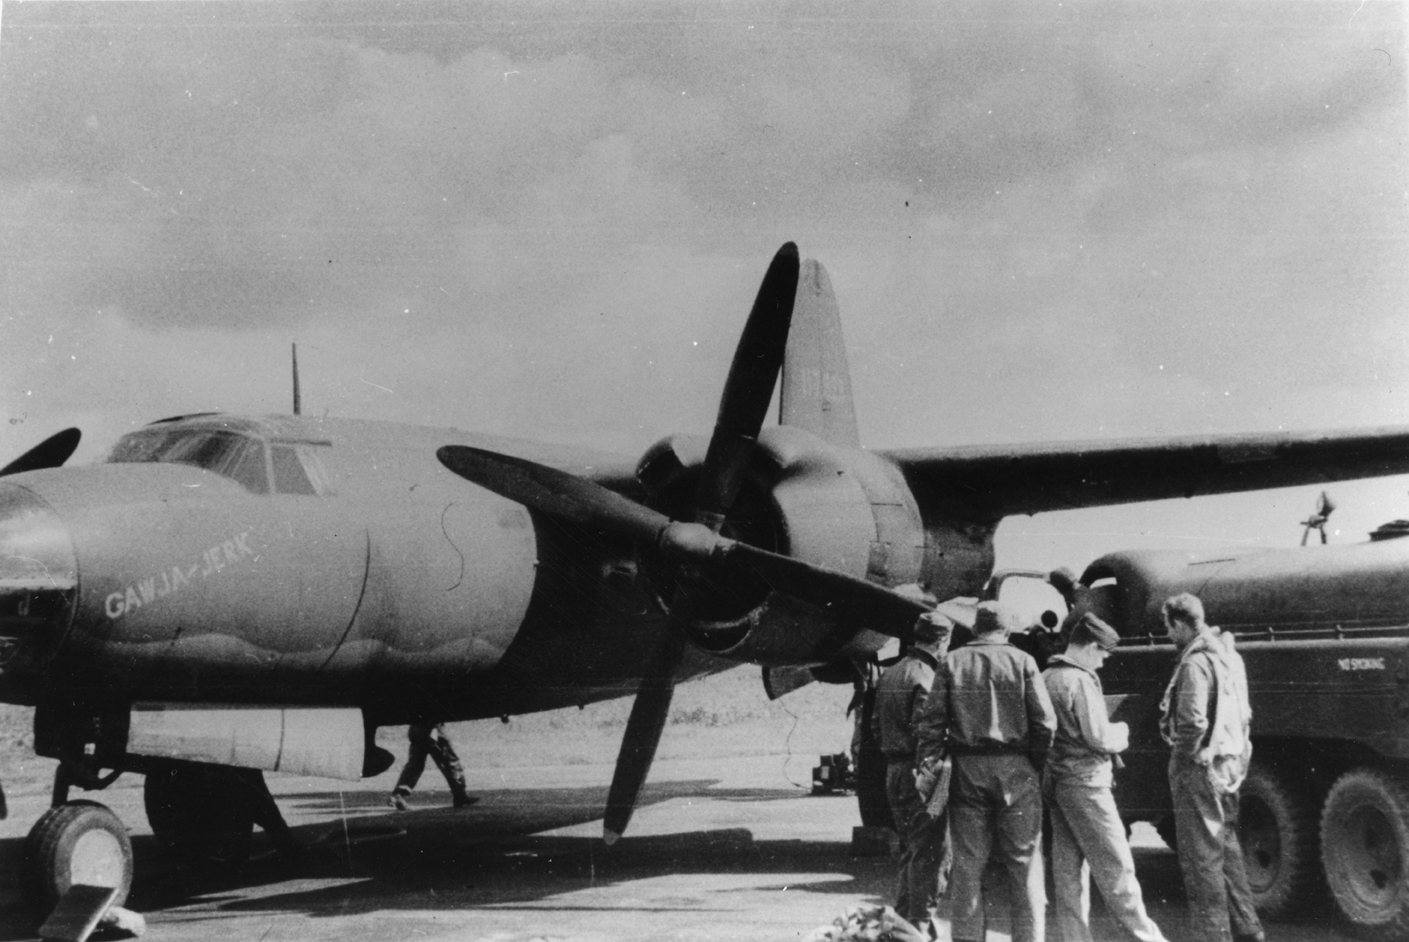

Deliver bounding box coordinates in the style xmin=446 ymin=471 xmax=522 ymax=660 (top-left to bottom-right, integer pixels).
xmin=1320 ymin=766 xmax=1409 ymax=940
xmin=21 ymin=800 xmax=133 ymax=918
xmin=1237 ymin=762 xmax=1323 ymax=916
xmin=144 ymin=762 xmax=254 ymax=867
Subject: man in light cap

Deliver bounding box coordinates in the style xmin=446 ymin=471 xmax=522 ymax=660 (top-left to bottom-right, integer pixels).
xmin=872 ymin=608 xmax=954 ymax=934
xmin=1043 ymin=612 xmax=1167 ymax=942
xmin=916 ymin=601 xmax=1056 ymax=942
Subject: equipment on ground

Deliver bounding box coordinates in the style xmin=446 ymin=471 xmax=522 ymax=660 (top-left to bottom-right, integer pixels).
xmin=811 ymin=753 xmax=856 ymax=795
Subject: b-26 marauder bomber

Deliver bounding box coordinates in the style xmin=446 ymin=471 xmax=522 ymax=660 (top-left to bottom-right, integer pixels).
xmin=6 ymin=243 xmax=1409 ymax=927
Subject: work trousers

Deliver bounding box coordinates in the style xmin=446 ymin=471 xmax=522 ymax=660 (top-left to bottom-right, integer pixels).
xmin=1168 ymin=758 xmax=1264 ymax=942
xmin=885 ymin=759 xmax=947 ymax=928
xmin=395 ymin=724 xmax=469 ymax=799
xmin=1047 ymin=778 xmax=1166 ymax=942
xmin=948 ymin=753 xmax=1046 ymax=942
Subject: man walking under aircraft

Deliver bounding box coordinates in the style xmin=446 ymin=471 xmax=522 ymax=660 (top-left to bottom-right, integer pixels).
xmin=1160 ymin=593 xmax=1265 ymax=942
xmin=389 ymin=721 xmax=477 ymax=811
xmin=1043 ymin=612 xmax=1168 ymax=942
xmin=873 ymin=608 xmax=954 ymax=934
xmin=916 ymin=601 xmax=1056 ymax=942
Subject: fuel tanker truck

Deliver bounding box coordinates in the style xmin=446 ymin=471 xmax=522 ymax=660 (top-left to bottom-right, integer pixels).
xmin=1077 ymin=519 xmax=1409 ymax=940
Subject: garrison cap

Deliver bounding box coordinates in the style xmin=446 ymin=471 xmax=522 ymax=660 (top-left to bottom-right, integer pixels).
xmin=1068 ymin=611 xmax=1120 ymax=651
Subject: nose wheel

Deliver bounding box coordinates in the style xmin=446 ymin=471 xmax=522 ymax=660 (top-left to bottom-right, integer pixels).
xmin=21 ymin=800 xmax=133 ymax=920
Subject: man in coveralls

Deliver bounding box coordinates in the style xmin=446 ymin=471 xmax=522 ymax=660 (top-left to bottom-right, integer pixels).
xmin=916 ymin=601 xmax=1056 ymax=942
xmin=873 ymin=610 xmax=954 ymax=933
xmin=1043 ymin=612 xmax=1167 ymax=942
xmin=1160 ymin=593 xmax=1264 ymax=942
xmin=389 ymin=721 xmax=476 ymax=810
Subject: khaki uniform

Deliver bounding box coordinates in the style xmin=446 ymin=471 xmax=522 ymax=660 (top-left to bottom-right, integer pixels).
xmin=1043 ymin=655 xmax=1166 ymax=942
xmin=873 ymin=648 xmax=945 ymax=928
xmin=915 ymin=638 xmax=1055 ymax=942
xmin=1161 ymin=631 xmax=1264 ymax=942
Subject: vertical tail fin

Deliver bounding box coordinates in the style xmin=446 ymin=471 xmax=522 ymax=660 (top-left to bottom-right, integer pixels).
xmin=779 ymin=259 xmax=860 ymax=447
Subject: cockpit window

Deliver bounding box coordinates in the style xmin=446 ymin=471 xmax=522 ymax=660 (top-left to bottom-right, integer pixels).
xmin=108 ymin=429 xmax=270 ymax=494
xmin=270 ymin=445 xmax=317 ymax=495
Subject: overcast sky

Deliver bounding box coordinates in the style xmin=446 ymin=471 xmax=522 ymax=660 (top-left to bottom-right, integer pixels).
xmin=2 ymin=1 xmax=1407 ymax=572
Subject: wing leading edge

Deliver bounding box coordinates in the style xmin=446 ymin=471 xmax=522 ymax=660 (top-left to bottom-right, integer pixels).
xmin=882 ymin=425 xmax=1409 ymax=522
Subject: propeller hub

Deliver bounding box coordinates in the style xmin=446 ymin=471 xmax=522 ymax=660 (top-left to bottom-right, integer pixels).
xmin=658 ymin=521 xmax=722 ymax=561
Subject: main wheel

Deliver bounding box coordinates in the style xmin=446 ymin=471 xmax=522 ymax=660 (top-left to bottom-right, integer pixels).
xmin=144 ymin=762 xmax=254 ymax=867
xmin=1153 ymin=813 xmax=1178 ymax=853
xmin=853 ymin=689 xmax=893 ymax=829
xmin=21 ymin=800 xmax=133 ymax=919
xmin=1320 ymin=766 xmax=1409 ymax=940
xmin=1237 ymin=762 xmax=1323 ymax=916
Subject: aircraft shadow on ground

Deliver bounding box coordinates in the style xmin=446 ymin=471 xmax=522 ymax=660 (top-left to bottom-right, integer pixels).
xmin=108 ymin=778 xmax=875 ymax=919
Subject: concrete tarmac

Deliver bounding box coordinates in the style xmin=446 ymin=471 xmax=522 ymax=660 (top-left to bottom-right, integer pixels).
xmin=0 ymin=755 xmax=1361 ymax=942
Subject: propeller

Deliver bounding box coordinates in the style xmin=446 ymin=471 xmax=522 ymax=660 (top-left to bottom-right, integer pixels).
xmin=438 ymin=243 xmax=933 ymax=843
xmin=0 ymin=428 xmax=81 ymax=477
xmin=435 ymin=445 xmax=934 ymax=631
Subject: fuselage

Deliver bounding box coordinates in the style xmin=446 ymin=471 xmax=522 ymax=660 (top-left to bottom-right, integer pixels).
xmin=0 ymin=414 xmax=734 ymax=724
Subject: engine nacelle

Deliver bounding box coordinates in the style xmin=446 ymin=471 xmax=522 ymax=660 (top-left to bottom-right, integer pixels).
xmin=637 ymin=426 xmax=925 ymax=666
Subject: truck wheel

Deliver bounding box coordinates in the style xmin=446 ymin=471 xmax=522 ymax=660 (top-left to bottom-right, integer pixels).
xmin=144 ymin=762 xmax=254 ymax=867
xmin=21 ymin=800 xmax=133 ymax=918
xmin=1237 ymin=762 xmax=1323 ymax=916
xmin=1320 ymin=767 xmax=1409 ymax=940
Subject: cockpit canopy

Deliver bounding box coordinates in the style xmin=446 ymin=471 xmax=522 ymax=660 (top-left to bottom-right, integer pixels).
xmin=108 ymin=424 xmax=327 ymax=495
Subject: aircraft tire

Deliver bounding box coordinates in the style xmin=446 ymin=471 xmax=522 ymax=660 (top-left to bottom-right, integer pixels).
xmin=1237 ymin=761 xmax=1323 ymax=916
xmin=143 ymin=762 xmax=254 ymax=868
xmin=1320 ymin=766 xmax=1409 ymax=941
xmin=852 ymin=689 xmax=893 ymax=830
xmin=21 ymin=800 xmax=133 ymax=919
xmin=1153 ymin=813 xmax=1178 ymax=853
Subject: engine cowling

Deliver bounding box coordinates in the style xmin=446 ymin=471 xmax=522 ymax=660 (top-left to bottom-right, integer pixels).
xmin=636 ymin=425 xmax=925 ymax=665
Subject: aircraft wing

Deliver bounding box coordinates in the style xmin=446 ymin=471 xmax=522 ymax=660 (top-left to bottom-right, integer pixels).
xmin=881 ymin=425 xmax=1409 ymax=521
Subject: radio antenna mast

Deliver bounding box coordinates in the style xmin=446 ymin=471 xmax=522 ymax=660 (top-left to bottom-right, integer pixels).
xmin=291 ymin=343 xmax=302 ymax=416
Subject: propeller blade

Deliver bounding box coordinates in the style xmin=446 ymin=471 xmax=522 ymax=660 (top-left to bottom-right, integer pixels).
xmin=438 ymin=445 xmax=671 ymax=545
xmin=602 ymin=622 xmax=687 ymax=843
xmin=0 ymin=428 xmax=80 ymax=477
xmin=695 ymin=243 xmax=800 ymax=526
xmin=717 ymin=540 xmax=933 ymax=636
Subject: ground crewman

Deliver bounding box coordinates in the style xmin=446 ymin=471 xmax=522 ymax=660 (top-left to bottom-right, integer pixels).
xmin=1160 ymin=593 xmax=1264 ymax=942
xmin=389 ymin=721 xmax=477 ymax=810
xmin=872 ymin=610 xmax=954 ymax=934
xmin=1043 ymin=612 xmax=1167 ymax=942
xmin=916 ymin=601 xmax=1056 ymax=942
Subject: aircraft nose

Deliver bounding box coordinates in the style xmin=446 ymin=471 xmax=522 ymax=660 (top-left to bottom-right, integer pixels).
xmin=0 ymin=483 xmax=78 ymax=688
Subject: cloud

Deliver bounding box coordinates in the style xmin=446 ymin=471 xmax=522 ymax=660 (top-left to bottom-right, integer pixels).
xmin=2 ymin=0 xmax=1407 ymax=480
